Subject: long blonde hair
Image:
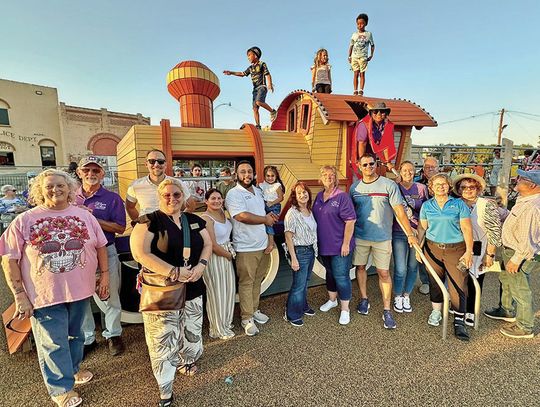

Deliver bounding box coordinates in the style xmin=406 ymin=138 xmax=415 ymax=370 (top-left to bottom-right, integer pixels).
xmin=313 ymin=48 xmax=329 ymax=69
xmin=29 ymin=169 xmax=77 ymax=206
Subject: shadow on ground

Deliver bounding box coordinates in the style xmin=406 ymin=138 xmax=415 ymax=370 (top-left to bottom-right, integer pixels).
xmin=1 ymin=271 xmax=539 ymax=407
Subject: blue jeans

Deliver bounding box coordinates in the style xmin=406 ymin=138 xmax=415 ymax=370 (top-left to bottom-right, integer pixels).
xmin=31 ymin=298 xmax=88 ymax=396
xmin=265 ymin=203 xmax=281 ymax=235
xmin=286 ymin=246 xmax=315 ymax=322
xmin=392 ymin=233 xmax=419 ymax=295
xmin=82 ymin=244 xmax=122 ymax=343
xmin=319 ymin=254 xmax=352 ymax=301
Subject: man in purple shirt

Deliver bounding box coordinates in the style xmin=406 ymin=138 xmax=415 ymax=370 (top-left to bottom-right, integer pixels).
xmin=75 ymin=156 xmax=127 ymax=356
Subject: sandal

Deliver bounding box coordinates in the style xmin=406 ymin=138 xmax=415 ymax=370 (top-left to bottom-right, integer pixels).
xmin=52 ymin=390 xmax=82 ymax=407
xmin=177 ymin=363 xmax=198 ymax=376
xmin=158 ymin=394 xmax=174 ymax=407
xmin=74 ymin=370 xmax=94 ymax=385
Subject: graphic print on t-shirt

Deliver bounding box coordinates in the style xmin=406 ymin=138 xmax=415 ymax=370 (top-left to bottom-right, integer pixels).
xmin=29 ymin=215 xmax=90 ymax=275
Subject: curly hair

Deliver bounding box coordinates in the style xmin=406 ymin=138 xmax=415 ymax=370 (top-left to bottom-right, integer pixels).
xmin=313 ymin=48 xmax=329 ymax=68
xmin=29 ymin=169 xmax=77 ymax=206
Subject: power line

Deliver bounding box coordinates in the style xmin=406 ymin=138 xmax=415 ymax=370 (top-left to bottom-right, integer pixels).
xmin=438 ymin=111 xmax=497 ymax=125
xmin=510 ymin=111 xmax=540 ymax=122
xmin=507 ymin=110 xmax=540 ymax=118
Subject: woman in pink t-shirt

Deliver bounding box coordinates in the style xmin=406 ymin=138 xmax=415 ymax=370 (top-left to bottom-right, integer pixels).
xmin=0 ymin=169 xmax=108 ymax=407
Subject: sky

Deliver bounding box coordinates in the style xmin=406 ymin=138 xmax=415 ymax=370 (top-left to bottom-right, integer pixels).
xmin=2 ymin=0 xmax=539 ymax=146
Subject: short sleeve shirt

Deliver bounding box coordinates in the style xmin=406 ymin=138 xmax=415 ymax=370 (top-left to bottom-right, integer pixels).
xmin=420 ymin=197 xmax=471 ymax=244
xmin=284 ymin=207 xmax=318 ymax=255
xmin=75 ymin=186 xmax=126 ymax=245
xmin=225 ymin=184 xmax=268 ymax=252
xmin=0 ymin=205 xmax=108 ymax=309
xmin=350 ymin=176 xmax=404 ymax=242
xmin=244 ymin=61 xmax=270 ymax=88
xmin=126 ymin=175 xmax=191 ymax=216
xmin=392 ymin=182 xmax=429 ymax=234
xmin=350 ymin=31 xmax=374 ymax=59
xmin=259 ymin=181 xmax=282 ymax=203
xmin=312 ymin=188 xmax=356 ymax=256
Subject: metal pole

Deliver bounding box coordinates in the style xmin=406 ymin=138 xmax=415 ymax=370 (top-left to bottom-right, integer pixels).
xmin=497 ymin=108 xmax=506 ymax=145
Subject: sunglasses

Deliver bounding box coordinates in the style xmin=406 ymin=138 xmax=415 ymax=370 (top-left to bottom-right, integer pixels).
xmin=81 ymin=168 xmax=101 ymax=174
xmin=372 ymin=109 xmax=388 ymax=115
xmin=361 ymin=162 xmax=376 ymax=167
xmin=161 ymin=192 xmax=182 ymax=200
xmin=147 ymin=159 xmax=166 ymax=165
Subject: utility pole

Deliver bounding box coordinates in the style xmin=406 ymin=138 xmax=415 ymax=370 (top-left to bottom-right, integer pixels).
xmin=497 ymin=108 xmax=507 ymax=145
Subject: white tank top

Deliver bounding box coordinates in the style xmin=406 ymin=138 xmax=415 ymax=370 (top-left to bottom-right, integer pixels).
xmin=204 ymin=213 xmax=232 ymax=245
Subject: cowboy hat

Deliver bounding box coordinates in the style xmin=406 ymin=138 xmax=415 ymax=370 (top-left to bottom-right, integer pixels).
xmin=367 ymin=102 xmax=391 ymax=114
xmin=452 ymin=173 xmax=487 ymax=195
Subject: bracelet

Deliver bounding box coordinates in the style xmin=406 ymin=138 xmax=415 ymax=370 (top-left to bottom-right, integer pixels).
xmin=486 ymin=253 xmax=495 ymax=258
xmin=168 ymin=266 xmax=178 ymax=279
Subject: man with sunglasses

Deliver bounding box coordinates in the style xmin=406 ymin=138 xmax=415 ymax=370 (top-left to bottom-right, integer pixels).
xmin=350 ymin=154 xmax=417 ymax=329
xmin=485 ymin=169 xmax=540 ymax=339
xmin=75 ymin=156 xmax=127 ymax=356
xmin=126 ymin=149 xmax=194 ymax=220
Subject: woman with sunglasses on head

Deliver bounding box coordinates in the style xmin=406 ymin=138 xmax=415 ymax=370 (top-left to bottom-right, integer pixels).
xmin=419 ymin=173 xmax=474 ymax=341
xmin=131 ymin=178 xmax=211 ymax=407
xmin=453 ymin=174 xmax=502 ymax=327
xmin=200 ymin=188 xmax=236 ymax=340
xmin=0 ymin=169 xmax=109 ymax=407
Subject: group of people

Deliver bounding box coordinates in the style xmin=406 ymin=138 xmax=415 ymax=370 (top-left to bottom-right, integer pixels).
xmin=1 ymin=143 xmax=539 ymax=406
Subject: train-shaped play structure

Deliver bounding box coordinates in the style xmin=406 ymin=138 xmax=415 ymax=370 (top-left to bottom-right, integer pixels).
xmin=111 ymin=60 xmax=437 ymax=323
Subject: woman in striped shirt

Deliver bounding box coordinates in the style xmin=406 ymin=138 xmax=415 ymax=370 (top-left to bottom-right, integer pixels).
xmin=284 ymin=182 xmax=318 ymax=327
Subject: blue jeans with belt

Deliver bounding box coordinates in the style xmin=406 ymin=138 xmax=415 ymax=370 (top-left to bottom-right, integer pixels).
xmin=31 ymin=298 xmax=88 ymax=396
xmin=319 ymin=253 xmax=353 ymax=301
xmin=286 ymin=246 xmax=315 ymax=322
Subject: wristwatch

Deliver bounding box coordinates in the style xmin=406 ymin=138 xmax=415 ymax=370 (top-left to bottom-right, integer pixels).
xmin=199 ymin=259 xmax=208 ymax=267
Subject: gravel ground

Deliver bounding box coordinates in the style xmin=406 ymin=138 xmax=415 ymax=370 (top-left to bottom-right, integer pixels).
xmin=1 ymin=272 xmax=539 ymax=407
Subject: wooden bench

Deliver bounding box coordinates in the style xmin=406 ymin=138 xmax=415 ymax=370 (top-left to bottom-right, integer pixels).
xmin=2 ymin=302 xmax=32 ymax=354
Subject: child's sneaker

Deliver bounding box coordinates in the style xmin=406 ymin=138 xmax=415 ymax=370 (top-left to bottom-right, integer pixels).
xmin=253 ymin=310 xmax=269 ymax=324
xmin=255 ymin=124 xmax=262 ymax=130
xmin=242 ymin=319 xmax=259 ymax=336
xmin=402 ymin=296 xmax=412 ymax=313
xmin=393 ymin=296 xmax=403 ymax=313
xmin=382 ymin=310 xmax=397 ymax=329
xmin=270 ymin=109 xmax=277 ymax=121
xmin=465 ymin=313 xmax=475 ymax=327
xmin=358 ymin=90 xmax=364 ymax=96
xmin=304 ymin=308 xmax=316 ymax=316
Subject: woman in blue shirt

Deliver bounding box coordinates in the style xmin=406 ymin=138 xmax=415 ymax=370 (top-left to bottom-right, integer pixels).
xmin=419 ymin=173 xmax=474 ymax=341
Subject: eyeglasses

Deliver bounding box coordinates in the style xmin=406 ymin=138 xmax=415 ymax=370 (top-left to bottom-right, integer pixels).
xmin=362 ymin=162 xmax=376 ymax=167
xmin=147 ymin=159 xmax=166 ymax=166
xmin=459 ymin=185 xmax=477 ymax=191
xmin=80 ymin=168 xmax=101 ymax=174
xmin=372 ymin=109 xmax=388 ymax=115
xmin=8 ymin=189 xmax=17 ymax=192
xmin=161 ymin=192 xmax=182 ymax=200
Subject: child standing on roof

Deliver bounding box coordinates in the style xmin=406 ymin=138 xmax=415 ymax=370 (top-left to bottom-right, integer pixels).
xmin=223 ymin=46 xmax=277 ymax=130
xmin=348 ymin=13 xmax=375 ymax=96
xmin=311 ymin=49 xmax=332 ymax=94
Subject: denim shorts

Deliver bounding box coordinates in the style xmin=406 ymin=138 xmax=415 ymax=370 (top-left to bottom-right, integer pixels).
xmin=252 ymin=85 xmax=267 ymax=105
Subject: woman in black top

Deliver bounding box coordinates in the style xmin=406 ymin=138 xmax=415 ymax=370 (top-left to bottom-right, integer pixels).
xmin=131 ymin=178 xmax=211 ymax=407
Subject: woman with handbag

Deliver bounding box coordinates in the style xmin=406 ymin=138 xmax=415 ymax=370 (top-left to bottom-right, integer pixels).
xmin=130 ymin=178 xmax=211 ymax=407
xmin=200 ymin=188 xmax=236 ymax=340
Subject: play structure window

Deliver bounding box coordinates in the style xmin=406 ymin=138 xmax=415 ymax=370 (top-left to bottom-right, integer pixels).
xmin=0 ymin=108 xmax=9 ymax=126
xmin=287 ymin=107 xmax=296 ymax=132
xmin=300 ymin=103 xmax=311 ymax=132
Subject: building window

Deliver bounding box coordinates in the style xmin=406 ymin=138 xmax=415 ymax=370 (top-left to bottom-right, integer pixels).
xmin=40 ymin=146 xmax=56 ymax=167
xmin=0 ymin=108 xmax=9 ymax=126
xmin=300 ymin=103 xmax=311 ymax=132
xmin=288 ymin=107 xmax=296 ymax=132
xmin=0 ymin=152 xmax=15 ymax=166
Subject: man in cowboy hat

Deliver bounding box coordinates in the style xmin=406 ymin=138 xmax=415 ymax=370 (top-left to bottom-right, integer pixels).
xmin=484 ymin=169 xmax=540 ymax=338
xmin=353 ymin=102 xmax=396 ymax=175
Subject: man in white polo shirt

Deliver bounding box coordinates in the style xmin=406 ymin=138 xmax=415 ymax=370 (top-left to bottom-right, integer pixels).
xmin=125 ymin=149 xmax=195 ymax=219
xmin=225 ymin=161 xmax=278 ymax=336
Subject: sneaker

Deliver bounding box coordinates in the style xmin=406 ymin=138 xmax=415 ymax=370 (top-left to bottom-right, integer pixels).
xmin=283 ymin=313 xmax=304 ymax=327
xmin=500 ymin=324 xmax=534 ymax=339
xmin=464 ymin=313 xmax=475 ymax=327
xmin=253 ymin=310 xmax=269 ymax=324
xmin=107 ymin=336 xmax=125 ymax=356
xmin=339 ymin=310 xmax=350 ymax=325
xmin=270 ymin=109 xmax=277 ymax=121
xmin=304 ymin=308 xmax=316 ymax=317
xmin=357 ymin=298 xmax=370 ymax=315
xmin=454 ymin=319 xmax=470 ymax=341
xmin=255 ymin=124 xmax=262 ymax=130
xmin=358 ymin=90 xmax=364 ymax=96
xmin=393 ymin=296 xmax=403 ymax=313
xmin=219 ymin=333 xmax=235 ymax=340
xmin=428 ymin=309 xmax=442 ymax=326
xmin=484 ymin=306 xmax=516 ymax=322
xmin=418 ymin=283 xmax=430 ymax=295
xmin=382 ymin=310 xmax=397 ymax=329
xmin=319 ymin=299 xmax=338 ymax=312
xmin=242 ymin=319 xmax=259 ymax=336
xmin=402 ymin=296 xmax=412 ymax=313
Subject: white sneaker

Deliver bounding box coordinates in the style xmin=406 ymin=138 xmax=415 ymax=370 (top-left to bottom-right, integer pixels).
xmin=241 ymin=319 xmax=259 ymax=336
xmin=253 ymin=310 xmax=269 ymax=324
xmin=339 ymin=310 xmax=350 ymax=325
xmin=402 ymin=296 xmax=412 ymax=313
xmin=393 ymin=296 xmax=403 ymax=313
xmin=319 ymin=299 xmax=338 ymax=312
xmin=465 ymin=313 xmax=475 ymax=327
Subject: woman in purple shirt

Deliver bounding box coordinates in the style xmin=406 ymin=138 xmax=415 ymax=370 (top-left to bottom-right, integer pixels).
xmin=391 ymin=161 xmax=428 ymax=314
xmin=312 ymin=165 xmax=356 ymax=325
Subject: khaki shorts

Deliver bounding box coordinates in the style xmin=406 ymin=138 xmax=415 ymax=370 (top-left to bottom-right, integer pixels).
xmin=353 ymin=239 xmax=392 ymax=270
xmin=350 ymin=57 xmax=368 ymax=73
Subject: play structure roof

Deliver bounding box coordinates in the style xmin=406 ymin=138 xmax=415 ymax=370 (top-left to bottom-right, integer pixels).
xmin=271 ymin=90 xmax=437 ymax=130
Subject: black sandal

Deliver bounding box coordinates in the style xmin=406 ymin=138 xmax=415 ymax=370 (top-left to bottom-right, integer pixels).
xmin=158 ymin=394 xmax=173 ymax=407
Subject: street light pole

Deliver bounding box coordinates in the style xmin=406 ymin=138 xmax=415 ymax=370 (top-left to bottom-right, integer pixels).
xmin=213 ymin=102 xmax=231 ymax=112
